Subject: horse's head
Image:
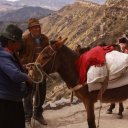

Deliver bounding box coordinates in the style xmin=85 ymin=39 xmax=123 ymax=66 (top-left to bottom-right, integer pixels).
xmin=34 ymin=37 xmax=79 ymax=87
xmin=36 ymin=37 xmax=67 ymax=66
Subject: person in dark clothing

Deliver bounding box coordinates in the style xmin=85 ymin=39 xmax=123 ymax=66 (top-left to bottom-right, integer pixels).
xmin=0 ymin=24 xmax=32 ymax=128
xmin=20 ymin=18 xmax=49 ymax=125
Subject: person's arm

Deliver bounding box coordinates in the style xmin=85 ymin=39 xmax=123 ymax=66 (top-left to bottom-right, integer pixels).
xmin=0 ymin=57 xmax=29 ymax=83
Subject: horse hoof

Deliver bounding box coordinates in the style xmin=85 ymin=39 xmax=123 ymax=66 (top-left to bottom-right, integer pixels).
xmin=106 ymin=110 xmax=112 ymax=114
xmin=117 ymin=114 xmax=123 ymax=119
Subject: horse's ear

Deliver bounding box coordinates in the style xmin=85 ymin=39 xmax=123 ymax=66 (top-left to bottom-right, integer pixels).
xmin=53 ymin=38 xmax=67 ymax=50
xmin=57 ymin=36 xmax=62 ymax=41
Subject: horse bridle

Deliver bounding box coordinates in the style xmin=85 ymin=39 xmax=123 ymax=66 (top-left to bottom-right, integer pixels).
xmin=37 ymin=44 xmax=57 ymax=80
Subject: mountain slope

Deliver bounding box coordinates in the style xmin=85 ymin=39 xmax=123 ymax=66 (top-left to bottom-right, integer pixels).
xmin=38 ymin=0 xmax=128 ymax=48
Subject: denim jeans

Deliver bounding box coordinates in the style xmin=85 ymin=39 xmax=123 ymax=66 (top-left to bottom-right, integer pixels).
xmin=23 ymin=79 xmax=46 ymax=120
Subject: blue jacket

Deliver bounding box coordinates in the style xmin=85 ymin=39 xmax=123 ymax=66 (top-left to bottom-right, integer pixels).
xmin=0 ymin=47 xmax=28 ymax=102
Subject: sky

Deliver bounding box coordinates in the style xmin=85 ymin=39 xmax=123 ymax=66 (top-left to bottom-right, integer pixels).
xmin=6 ymin=0 xmax=19 ymax=1
xmin=5 ymin=0 xmax=105 ymax=3
xmin=4 ymin=0 xmax=106 ymax=5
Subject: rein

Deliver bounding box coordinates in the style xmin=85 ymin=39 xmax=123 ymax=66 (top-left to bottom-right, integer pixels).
xmin=41 ymin=51 xmax=57 ymax=73
xmin=26 ymin=62 xmax=44 ymax=84
xmin=35 ymin=45 xmax=57 ymax=81
xmin=27 ymin=44 xmax=57 ymax=84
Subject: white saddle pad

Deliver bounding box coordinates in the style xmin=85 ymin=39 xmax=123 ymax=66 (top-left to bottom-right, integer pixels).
xmin=87 ymin=51 xmax=128 ymax=92
xmin=88 ymin=70 xmax=128 ymax=92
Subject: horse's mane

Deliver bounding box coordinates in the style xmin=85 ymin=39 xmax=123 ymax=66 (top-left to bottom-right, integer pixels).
xmin=59 ymin=45 xmax=79 ymax=62
xmin=55 ymin=45 xmax=79 ymax=86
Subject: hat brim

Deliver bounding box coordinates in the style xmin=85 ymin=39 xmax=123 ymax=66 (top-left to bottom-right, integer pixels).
xmin=28 ymin=24 xmax=40 ymax=29
xmin=1 ymin=32 xmax=23 ymax=43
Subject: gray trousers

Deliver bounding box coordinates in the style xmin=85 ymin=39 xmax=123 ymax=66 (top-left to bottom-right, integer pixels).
xmin=24 ymin=79 xmax=46 ymax=120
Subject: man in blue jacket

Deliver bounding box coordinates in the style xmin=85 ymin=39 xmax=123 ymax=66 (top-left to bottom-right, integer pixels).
xmin=0 ymin=24 xmax=32 ymax=128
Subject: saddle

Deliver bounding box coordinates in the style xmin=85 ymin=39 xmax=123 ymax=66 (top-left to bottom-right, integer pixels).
xmin=87 ymin=51 xmax=128 ymax=92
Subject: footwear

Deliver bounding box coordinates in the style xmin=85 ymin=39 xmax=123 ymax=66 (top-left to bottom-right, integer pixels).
xmin=33 ymin=115 xmax=47 ymax=125
xmin=117 ymin=114 xmax=123 ymax=119
xmin=106 ymin=110 xmax=112 ymax=114
xmin=25 ymin=121 xmax=31 ymax=128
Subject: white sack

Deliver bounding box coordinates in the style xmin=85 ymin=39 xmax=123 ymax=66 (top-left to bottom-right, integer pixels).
xmin=87 ymin=51 xmax=128 ymax=84
xmin=88 ymin=70 xmax=128 ymax=92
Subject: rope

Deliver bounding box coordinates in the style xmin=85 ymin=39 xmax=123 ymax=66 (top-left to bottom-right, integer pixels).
xmin=46 ymin=84 xmax=67 ymax=100
xmin=26 ymin=62 xmax=43 ymax=128
xmin=96 ymin=62 xmax=109 ymax=128
xmin=70 ymin=91 xmax=74 ymax=104
xmin=31 ymin=83 xmax=40 ymax=128
xmin=97 ymin=101 xmax=102 ymax=128
xmin=34 ymin=84 xmax=41 ymax=108
xmin=31 ymin=117 xmax=36 ymax=128
xmin=26 ymin=62 xmax=44 ymax=84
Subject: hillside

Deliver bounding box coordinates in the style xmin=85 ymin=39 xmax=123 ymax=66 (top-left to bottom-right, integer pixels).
xmin=39 ymin=0 xmax=128 ymax=49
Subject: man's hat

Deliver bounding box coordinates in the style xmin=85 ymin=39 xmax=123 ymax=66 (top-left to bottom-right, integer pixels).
xmin=1 ymin=24 xmax=23 ymax=42
xmin=28 ymin=18 xmax=40 ymax=28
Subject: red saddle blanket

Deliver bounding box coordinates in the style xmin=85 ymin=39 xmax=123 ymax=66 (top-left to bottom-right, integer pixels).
xmin=76 ymin=46 xmax=114 ymax=84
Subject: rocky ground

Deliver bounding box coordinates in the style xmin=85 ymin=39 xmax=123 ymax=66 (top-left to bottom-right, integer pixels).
xmin=27 ymin=100 xmax=128 ymax=128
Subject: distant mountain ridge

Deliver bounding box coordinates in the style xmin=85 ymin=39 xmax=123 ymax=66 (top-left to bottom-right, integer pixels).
xmin=13 ymin=0 xmax=76 ymax=10
xmin=77 ymin=0 xmax=105 ymax=4
xmin=0 ymin=6 xmax=54 ymax=33
xmin=0 ymin=2 xmax=19 ymax=17
xmin=0 ymin=0 xmax=107 ymax=18
xmin=0 ymin=6 xmax=54 ymax=22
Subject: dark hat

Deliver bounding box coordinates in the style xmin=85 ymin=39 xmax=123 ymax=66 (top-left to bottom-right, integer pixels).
xmin=1 ymin=24 xmax=23 ymax=42
xmin=119 ymin=37 xmax=128 ymax=44
xmin=28 ymin=18 xmax=40 ymax=28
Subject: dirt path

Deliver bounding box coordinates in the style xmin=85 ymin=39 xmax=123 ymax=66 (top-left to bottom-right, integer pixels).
xmin=29 ymin=101 xmax=128 ymax=128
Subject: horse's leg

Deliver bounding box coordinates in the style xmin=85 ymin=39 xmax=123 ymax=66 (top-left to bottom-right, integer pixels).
xmin=117 ymin=102 xmax=124 ymax=119
xmin=85 ymin=100 xmax=96 ymax=128
xmin=106 ymin=103 xmax=115 ymax=114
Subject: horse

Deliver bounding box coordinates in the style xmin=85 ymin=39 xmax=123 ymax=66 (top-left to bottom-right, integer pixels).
xmin=34 ymin=38 xmax=128 ymax=128
xmin=75 ymin=44 xmax=124 ymax=119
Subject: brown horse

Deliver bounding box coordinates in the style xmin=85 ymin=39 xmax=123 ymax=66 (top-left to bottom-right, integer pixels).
xmin=35 ymin=38 xmax=128 ymax=128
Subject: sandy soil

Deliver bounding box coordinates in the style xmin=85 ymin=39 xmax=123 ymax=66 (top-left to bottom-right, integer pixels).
xmin=28 ymin=101 xmax=128 ymax=128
